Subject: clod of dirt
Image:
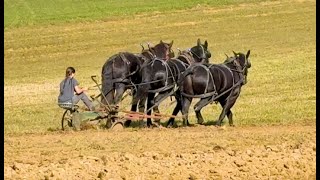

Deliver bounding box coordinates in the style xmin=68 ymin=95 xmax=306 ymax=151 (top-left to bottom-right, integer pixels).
xmin=212 ymin=145 xmax=225 ymax=151
xmin=234 ymin=160 xmax=246 ymax=167
xmin=124 ymin=153 xmax=135 ymax=161
xmin=58 ymin=158 xmax=68 ymax=164
xmin=11 ymin=163 xmax=20 ymax=171
xmin=209 ymin=169 xmax=219 ymax=174
xmin=44 ymin=175 xmax=49 ymax=180
xmin=246 ymin=149 xmax=253 ymax=157
xmin=100 ymin=155 xmax=107 ymax=165
xmin=239 ymin=166 xmax=249 ymax=172
xmin=293 ymin=149 xmax=300 ymax=154
xmin=189 ymin=173 xmax=197 ymax=180
xmin=265 ymin=145 xmax=280 ymax=152
xmin=86 ymin=156 xmax=100 ymax=162
xmin=226 ymin=149 xmax=236 ymax=156
xmin=97 ymin=171 xmax=106 ymax=179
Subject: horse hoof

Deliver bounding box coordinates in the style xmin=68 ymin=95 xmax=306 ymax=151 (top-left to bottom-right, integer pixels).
xmin=198 ymin=122 xmax=204 ymax=126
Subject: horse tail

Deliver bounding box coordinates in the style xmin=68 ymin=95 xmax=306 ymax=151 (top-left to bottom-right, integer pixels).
xmin=101 ymin=55 xmax=118 ymax=104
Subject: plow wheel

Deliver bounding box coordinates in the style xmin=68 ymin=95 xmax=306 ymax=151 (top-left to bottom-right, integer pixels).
xmin=111 ymin=121 xmax=124 ymax=131
xmin=61 ymin=109 xmax=73 ymax=131
xmin=106 ymin=117 xmax=124 ymax=131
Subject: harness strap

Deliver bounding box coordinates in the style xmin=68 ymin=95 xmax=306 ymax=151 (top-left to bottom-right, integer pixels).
xmin=181 ymin=59 xmax=246 ymax=102
xmin=146 ymin=87 xmax=177 ymax=113
xmin=152 ymin=59 xmax=172 ymax=87
xmin=168 ymin=59 xmax=185 ymax=84
xmin=217 ymin=64 xmax=235 ymax=86
xmin=112 ymin=78 xmax=131 ymax=84
xmin=178 ymin=52 xmax=193 ymax=65
xmin=109 ymin=53 xmax=140 ymax=87
xmin=185 ymin=64 xmax=217 ymax=96
xmin=181 ymin=79 xmax=243 ymax=100
xmin=119 ymin=53 xmax=130 ymax=75
xmin=148 ymin=84 xmax=175 ymax=93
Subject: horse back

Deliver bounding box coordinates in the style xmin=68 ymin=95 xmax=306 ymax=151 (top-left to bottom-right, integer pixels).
xmin=181 ymin=64 xmax=234 ymax=96
xmin=102 ymin=52 xmax=141 ymax=79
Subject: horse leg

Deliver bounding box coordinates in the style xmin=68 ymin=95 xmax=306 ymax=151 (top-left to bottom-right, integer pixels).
xmin=219 ymin=97 xmax=235 ymax=127
xmin=227 ymin=110 xmax=234 ymax=126
xmin=181 ymin=96 xmax=192 ymax=126
xmin=216 ymin=90 xmax=240 ymax=126
xmin=194 ymin=97 xmax=212 ymax=125
xmin=102 ymin=87 xmax=114 ymax=108
xmin=124 ymin=95 xmax=140 ymax=127
xmin=134 ymin=96 xmax=146 ymax=127
xmin=146 ymin=93 xmax=156 ymax=127
xmin=152 ymin=90 xmax=173 ymax=126
xmin=114 ymin=83 xmax=126 ymax=105
xmin=167 ymin=90 xmax=182 ymax=127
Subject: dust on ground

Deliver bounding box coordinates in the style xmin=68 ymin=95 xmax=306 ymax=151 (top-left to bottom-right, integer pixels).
xmin=4 ymin=124 xmax=316 ymax=179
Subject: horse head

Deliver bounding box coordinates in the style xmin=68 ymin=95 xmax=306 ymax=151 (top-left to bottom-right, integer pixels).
xmin=189 ymin=38 xmax=211 ymax=63
xmin=231 ymin=50 xmax=251 ymax=85
xmin=149 ymin=40 xmax=174 ymax=61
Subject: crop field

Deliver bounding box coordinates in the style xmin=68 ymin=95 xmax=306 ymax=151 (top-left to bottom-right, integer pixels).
xmin=4 ymin=0 xmax=316 ymax=179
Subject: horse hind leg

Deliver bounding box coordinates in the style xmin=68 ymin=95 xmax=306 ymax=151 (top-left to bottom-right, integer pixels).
xmin=216 ymin=93 xmax=239 ymax=126
xmin=146 ymin=93 xmax=156 ymax=127
xmin=194 ymin=97 xmax=212 ymax=125
xmin=151 ymin=90 xmax=173 ymax=125
xmin=101 ymin=87 xmax=115 ymax=108
xmin=114 ymin=83 xmax=126 ymax=105
xmin=226 ymin=110 xmax=234 ymax=126
xmin=167 ymin=90 xmax=182 ymax=127
xmin=181 ymin=97 xmax=192 ymax=126
xmin=137 ymin=96 xmax=147 ymax=127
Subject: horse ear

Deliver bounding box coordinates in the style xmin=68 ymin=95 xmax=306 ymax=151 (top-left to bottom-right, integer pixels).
xmin=246 ymin=50 xmax=251 ymax=59
xmin=197 ymin=38 xmax=201 ymax=46
xmin=169 ymin=40 xmax=174 ymax=48
xmin=160 ymin=40 xmax=163 ymax=44
xmin=140 ymin=44 xmax=145 ymax=51
xmin=204 ymin=40 xmax=208 ymax=49
xmin=233 ymin=51 xmax=237 ymax=57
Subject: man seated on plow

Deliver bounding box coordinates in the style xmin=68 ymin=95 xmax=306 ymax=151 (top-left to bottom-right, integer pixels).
xmin=58 ymin=66 xmax=95 ymax=111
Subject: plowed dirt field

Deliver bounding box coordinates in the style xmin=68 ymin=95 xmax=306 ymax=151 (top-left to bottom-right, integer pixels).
xmin=4 ymin=124 xmax=316 ymax=179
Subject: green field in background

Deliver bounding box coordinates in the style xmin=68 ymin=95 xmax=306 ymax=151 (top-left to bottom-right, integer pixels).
xmin=4 ymin=0 xmax=316 ymax=135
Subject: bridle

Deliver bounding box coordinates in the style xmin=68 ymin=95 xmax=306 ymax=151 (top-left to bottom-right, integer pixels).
xmin=224 ymin=54 xmax=250 ymax=85
xmin=188 ymin=45 xmax=208 ymax=63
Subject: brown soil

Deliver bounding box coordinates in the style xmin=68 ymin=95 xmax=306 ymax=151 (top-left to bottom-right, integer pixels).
xmin=4 ymin=125 xmax=316 ymax=179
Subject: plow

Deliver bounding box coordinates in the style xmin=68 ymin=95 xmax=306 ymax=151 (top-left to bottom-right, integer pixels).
xmin=58 ymin=75 xmax=181 ymax=131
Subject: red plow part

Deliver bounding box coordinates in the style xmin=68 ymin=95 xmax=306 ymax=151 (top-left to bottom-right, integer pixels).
xmin=122 ymin=110 xmax=183 ymax=120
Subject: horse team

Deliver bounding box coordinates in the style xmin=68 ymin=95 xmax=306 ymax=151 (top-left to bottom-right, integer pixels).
xmin=101 ymin=39 xmax=251 ymax=128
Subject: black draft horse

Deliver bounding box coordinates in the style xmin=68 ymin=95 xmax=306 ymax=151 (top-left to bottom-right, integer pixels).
xmin=100 ymin=40 xmax=174 ymax=112
xmin=134 ymin=39 xmax=211 ymax=127
xmin=168 ymin=50 xmax=251 ymax=127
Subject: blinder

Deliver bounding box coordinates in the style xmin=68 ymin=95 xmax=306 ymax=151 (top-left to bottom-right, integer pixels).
xmin=169 ymin=49 xmax=175 ymax=58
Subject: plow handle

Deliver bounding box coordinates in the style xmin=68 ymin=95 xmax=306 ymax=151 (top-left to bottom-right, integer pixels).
xmin=90 ymin=75 xmax=112 ymax=111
